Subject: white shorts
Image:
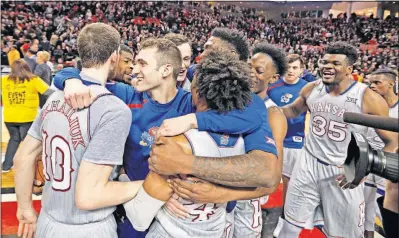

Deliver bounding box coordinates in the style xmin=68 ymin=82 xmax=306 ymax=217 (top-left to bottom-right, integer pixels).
xmin=282 ymin=149 xmax=365 ymax=238
xmin=364 ymin=173 xmax=385 ymax=231
xmin=282 ymin=147 xmax=302 ymax=178
xmin=36 ymin=210 xmax=117 ymax=238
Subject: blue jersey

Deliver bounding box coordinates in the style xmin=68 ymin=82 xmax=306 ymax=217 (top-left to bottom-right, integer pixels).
xmin=54 ymin=68 xmax=277 ymax=238
xmin=268 ymin=78 xmax=308 ymax=149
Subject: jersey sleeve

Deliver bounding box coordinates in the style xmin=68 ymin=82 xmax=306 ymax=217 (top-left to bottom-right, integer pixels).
xmin=105 ymin=82 xmax=135 ymax=105
xmin=34 ymin=77 xmax=50 ymax=94
xmin=243 ymin=122 xmax=277 ymax=156
xmin=195 ymin=94 xmax=263 ymax=134
xmin=28 ymin=111 xmax=44 ymax=141
xmin=82 ymin=101 xmax=132 ymax=165
xmin=53 ymin=67 xmax=82 ymax=90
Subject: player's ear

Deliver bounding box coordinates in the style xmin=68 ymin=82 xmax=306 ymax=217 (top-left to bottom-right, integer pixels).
xmin=346 ymin=65 xmax=353 ymax=76
xmin=270 ymin=74 xmax=280 ymax=84
xmin=160 ymin=64 xmax=173 ymax=79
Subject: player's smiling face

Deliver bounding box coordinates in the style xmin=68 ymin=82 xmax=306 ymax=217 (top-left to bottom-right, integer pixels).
xmin=318 ymin=54 xmax=352 ymax=85
xmin=177 ymin=43 xmax=192 ymax=82
xmin=250 ymin=53 xmax=278 ymax=94
xmin=113 ymin=51 xmax=134 ymax=83
xmin=131 ymin=47 xmax=163 ymax=92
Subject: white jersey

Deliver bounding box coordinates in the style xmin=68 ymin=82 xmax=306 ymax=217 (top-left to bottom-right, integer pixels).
xmin=28 ymin=85 xmax=131 ymax=226
xmin=366 ymin=101 xmax=398 ymax=149
xmin=305 ymin=80 xmax=368 ymax=165
xmin=147 ymin=129 xmax=245 ymax=238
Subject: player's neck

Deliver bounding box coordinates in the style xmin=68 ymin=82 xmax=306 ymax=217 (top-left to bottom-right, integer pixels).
xmin=384 ymin=91 xmax=398 ymax=108
xmin=326 ymin=78 xmax=353 ymax=96
xmin=283 ymin=77 xmax=299 ymax=85
xmin=257 ymin=88 xmax=268 ymax=100
xmin=81 ymin=66 xmax=109 ymax=85
xmin=148 ymin=79 xmax=178 ymax=104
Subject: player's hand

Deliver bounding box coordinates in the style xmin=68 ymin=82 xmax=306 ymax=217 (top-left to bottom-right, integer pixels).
xmin=16 ymin=207 xmax=37 ymax=238
xmin=169 ymin=177 xmax=227 ymax=204
xmin=148 ymin=137 xmax=193 ymax=175
xmin=164 ymin=193 xmax=190 ymax=219
xmin=336 ymin=174 xmax=362 ymax=190
xmin=64 ymin=78 xmax=92 ymax=109
xmin=156 ymin=114 xmax=198 ymax=139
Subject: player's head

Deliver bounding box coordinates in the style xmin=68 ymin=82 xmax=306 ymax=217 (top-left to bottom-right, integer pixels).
xmin=320 ymin=42 xmax=358 ymax=85
xmin=164 ymin=33 xmax=192 ymax=83
xmin=77 ymin=23 xmax=120 ymax=74
xmin=250 ymin=43 xmax=287 ymax=94
xmin=113 ymin=44 xmax=134 ymax=83
xmin=203 ymin=27 xmax=249 ymax=61
xmin=286 ymin=54 xmax=305 ymax=84
xmin=132 ymin=38 xmax=182 ymax=92
xmin=191 ymin=48 xmax=252 ymax=114
xmin=369 ymin=68 xmax=398 ymax=97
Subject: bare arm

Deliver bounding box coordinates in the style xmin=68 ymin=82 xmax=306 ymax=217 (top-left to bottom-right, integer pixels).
xmin=281 ymin=81 xmax=315 ymax=118
xmin=15 ymin=135 xmax=43 ymax=210
xmin=75 ymin=161 xmax=144 ymax=210
xmin=362 ymin=88 xmax=398 ymax=153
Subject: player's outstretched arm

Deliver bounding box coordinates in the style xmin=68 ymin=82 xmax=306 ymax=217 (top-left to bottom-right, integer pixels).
xmin=15 ymin=135 xmax=43 ymax=209
xmin=149 ymin=138 xmax=279 ymax=188
xmin=170 ymin=177 xmax=279 ymax=204
xmin=75 ymin=102 xmax=139 ymax=210
xmin=362 ymin=88 xmax=398 ymax=153
xmin=119 ymin=171 xmax=173 ymax=231
xmin=281 ymin=81 xmax=315 ymax=118
xmin=14 ymin=135 xmax=42 ymax=238
xmin=53 ymin=68 xmax=133 ymax=109
xmin=156 ymin=93 xmax=264 ymax=137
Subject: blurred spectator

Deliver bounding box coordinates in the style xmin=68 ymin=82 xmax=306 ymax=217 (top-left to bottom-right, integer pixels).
xmin=24 ymin=46 xmax=38 ymax=71
xmin=7 ymin=45 xmax=21 ymax=66
xmin=1 ymin=59 xmax=51 ymax=172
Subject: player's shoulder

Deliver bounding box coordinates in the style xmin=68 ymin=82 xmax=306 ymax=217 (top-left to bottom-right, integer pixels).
xmin=91 ymin=87 xmax=130 ymax=114
xmin=268 ymin=78 xmax=285 ymax=92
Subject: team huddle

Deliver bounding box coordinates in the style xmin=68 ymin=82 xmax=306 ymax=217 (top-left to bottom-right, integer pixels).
xmin=14 ymin=22 xmax=398 ymax=238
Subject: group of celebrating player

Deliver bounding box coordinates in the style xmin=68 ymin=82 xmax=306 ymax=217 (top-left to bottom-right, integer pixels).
xmin=14 ymin=22 xmax=398 ymax=238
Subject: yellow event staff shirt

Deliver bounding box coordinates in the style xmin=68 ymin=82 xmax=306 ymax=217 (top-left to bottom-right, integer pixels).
xmin=1 ymin=75 xmax=49 ymax=123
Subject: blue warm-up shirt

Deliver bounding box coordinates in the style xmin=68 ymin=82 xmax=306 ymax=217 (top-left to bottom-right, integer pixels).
xmin=268 ymin=78 xmax=308 ymax=149
xmin=54 ymin=68 xmax=277 ymax=238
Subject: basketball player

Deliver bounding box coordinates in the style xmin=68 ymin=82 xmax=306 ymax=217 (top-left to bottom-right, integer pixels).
xmin=164 ymin=33 xmax=192 ymax=91
xmin=249 ymin=43 xmax=288 ymax=238
xmin=31 ymin=44 xmax=134 ymax=192
xmin=267 ymin=53 xmax=309 ymax=234
xmin=364 ymin=68 xmax=398 ymax=238
xmin=278 ymin=42 xmax=398 ymax=237
xmin=152 ymin=31 xmax=285 ymax=238
xmin=53 ymin=37 xmax=280 ymax=238
xmin=14 ymin=23 xmax=143 ymax=238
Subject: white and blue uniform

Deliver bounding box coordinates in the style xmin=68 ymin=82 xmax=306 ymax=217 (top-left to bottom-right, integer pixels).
xmin=268 ymin=78 xmax=308 ymax=177
xmin=281 ymin=80 xmax=369 ymax=238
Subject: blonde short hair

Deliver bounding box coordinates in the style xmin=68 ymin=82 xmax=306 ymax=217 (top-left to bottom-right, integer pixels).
xmin=37 ymin=51 xmax=50 ymax=62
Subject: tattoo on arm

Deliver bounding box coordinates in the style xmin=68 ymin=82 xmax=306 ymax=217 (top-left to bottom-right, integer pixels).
xmin=192 ymin=151 xmax=274 ymax=187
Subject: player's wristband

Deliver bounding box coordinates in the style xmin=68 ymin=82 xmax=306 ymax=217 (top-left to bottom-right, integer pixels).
xmin=123 ymin=186 xmax=165 ymax=231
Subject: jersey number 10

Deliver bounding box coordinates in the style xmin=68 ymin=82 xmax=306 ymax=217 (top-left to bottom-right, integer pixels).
xmin=42 ymin=130 xmax=74 ymax=192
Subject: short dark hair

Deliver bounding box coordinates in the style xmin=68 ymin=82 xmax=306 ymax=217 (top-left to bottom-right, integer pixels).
xmin=211 ymin=28 xmax=249 ymax=61
xmin=325 ymin=42 xmax=358 ymax=66
xmin=140 ymin=38 xmax=182 ymax=80
xmin=371 ymin=68 xmax=398 ymax=81
xmin=164 ymin=33 xmax=191 ymax=47
xmin=287 ymin=54 xmax=305 ymax=68
xmin=77 ymin=23 xmax=120 ymax=68
xmin=194 ymin=48 xmax=252 ymax=113
xmin=120 ymin=44 xmax=133 ymax=55
xmin=253 ymin=43 xmax=288 ymax=76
